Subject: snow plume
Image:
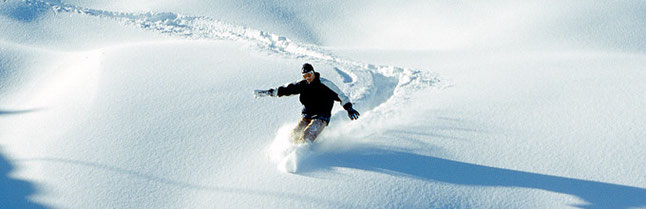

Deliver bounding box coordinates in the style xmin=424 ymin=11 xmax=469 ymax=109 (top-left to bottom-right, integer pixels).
xmin=267 ymin=123 xmax=312 ymax=173
xmin=267 ymin=121 xmax=376 ymax=174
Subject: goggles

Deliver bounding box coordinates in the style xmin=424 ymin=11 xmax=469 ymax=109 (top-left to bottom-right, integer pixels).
xmin=302 ymin=71 xmax=315 ymax=79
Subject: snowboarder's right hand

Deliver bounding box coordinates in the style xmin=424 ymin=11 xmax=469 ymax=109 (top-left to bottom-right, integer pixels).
xmin=254 ymin=89 xmax=275 ymax=98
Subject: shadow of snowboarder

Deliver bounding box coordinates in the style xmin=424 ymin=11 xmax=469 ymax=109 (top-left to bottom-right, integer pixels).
xmin=302 ymin=146 xmax=646 ymax=209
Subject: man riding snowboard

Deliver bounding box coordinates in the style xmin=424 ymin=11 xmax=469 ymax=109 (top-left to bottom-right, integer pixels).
xmin=255 ymin=63 xmax=360 ymax=144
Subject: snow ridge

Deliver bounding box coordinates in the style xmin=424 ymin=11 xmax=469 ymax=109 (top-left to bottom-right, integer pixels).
xmin=24 ymin=0 xmax=448 ymax=113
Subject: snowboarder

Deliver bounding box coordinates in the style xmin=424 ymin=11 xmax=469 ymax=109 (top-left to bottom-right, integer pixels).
xmin=254 ymin=63 xmax=360 ymax=144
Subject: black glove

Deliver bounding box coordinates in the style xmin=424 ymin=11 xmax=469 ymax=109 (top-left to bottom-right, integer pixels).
xmin=253 ymin=89 xmax=275 ymax=98
xmin=343 ymin=103 xmax=360 ymax=120
xmin=347 ymin=108 xmax=360 ymax=120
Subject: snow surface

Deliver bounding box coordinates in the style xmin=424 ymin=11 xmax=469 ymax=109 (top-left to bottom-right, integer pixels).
xmin=1 ymin=0 xmax=646 ymax=208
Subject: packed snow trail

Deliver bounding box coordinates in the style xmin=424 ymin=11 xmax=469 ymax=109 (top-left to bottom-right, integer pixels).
xmin=21 ymin=0 xmax=447 ymax=115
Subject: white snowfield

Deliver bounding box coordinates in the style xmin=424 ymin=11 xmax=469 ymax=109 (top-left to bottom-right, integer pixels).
xmin=1 ymin=1 xmax=645 ymax=209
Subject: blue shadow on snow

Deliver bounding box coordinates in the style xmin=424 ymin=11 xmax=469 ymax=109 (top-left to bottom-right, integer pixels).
xmin=0 ymin=109 xmax=40 ymax=116
xmin=301 ymin=146 xmax=646 ymax=209
xmin=0 ymin=0 xmax=61 ymax=23
xmin=0 ymin=148 xmax=48 ymax=209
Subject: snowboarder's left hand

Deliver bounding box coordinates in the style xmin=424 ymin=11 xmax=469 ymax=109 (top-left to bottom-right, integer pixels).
xmin=343 ymin=103 xmax=360 ymax=120
xmin=347 ymin=108 xmax=360 ymax=120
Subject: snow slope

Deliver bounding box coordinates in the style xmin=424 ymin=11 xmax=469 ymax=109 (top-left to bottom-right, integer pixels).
xmin=1 ymin=0 xmax=646 ymax=208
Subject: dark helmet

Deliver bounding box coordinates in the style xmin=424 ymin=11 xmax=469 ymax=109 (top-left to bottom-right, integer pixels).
xmin=301 ymin=63 xmax=314 ymax=74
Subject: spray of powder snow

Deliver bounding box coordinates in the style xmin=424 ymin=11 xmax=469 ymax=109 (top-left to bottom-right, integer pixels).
xmin=267 ymin=117 xmax=393 ymax=173
xmin=266 ymin=124 xmax=351 ymax=173
xmin=267 ymin=123 xmax=313 ymax=173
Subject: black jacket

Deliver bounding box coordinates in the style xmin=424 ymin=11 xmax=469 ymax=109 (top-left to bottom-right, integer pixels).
xmin=275 ymin=72 xmax=353 ymax=118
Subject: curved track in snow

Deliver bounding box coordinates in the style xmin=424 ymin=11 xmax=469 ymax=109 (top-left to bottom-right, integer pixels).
xmin=22 ymin=0 xmax=448 ymax=115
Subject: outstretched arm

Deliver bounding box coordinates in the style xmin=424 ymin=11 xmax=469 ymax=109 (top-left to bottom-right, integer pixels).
xmin=253 ymin=81 xmax=304 ymax=98
xmin=275 ymin=81 xmax=303 ymax=97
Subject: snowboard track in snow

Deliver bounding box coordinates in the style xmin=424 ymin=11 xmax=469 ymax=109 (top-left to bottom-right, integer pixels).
xmin=6 ymin=2 xmax=646 ymax=209
xmin=22 ymin=0 xmax=449 ymax=114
